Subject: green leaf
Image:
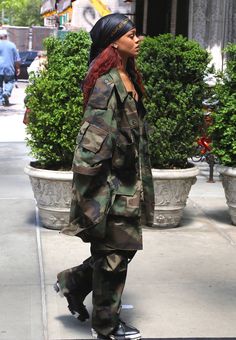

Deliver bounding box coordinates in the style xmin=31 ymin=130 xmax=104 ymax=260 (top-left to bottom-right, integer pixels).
xmin=26 ymin=31 xmax=91 ymax=169
xmin=137 ymin=34 xmax=211 ymax=168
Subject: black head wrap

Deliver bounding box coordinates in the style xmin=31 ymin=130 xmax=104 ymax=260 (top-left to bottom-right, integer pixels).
xmin=89 ymin=13 xmax=135 ymax=64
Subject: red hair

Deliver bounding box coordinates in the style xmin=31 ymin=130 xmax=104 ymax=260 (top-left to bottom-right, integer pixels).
xmin=82 ymin=45 xmax=145 ymax=109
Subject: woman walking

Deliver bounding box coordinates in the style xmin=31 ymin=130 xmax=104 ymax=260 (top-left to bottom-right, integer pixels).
xmin=55 ymin=13 xmax=154 ymax=340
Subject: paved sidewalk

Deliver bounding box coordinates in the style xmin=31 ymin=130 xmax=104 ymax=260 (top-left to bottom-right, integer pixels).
xmin=1 ymin=84 xmax=236 ymax=340
xmin=0 ymin=81 xmax=27 ymax=142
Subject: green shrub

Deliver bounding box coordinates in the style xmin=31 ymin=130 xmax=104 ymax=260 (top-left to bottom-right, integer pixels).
xmin=209 ymin=43 xmax=236 ymax=167
xmin=25 ymin=31 xmax=91 ymax=170
xmin=137 ymin=34 xmax=211 ymax=169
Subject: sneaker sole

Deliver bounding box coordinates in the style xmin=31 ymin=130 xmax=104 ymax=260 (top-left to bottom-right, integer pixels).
xmin=2 ymin=94 xmax=9 ymax=106
xmin=91 ymin=328 xmax=142 ymax=340
xmin=53 ymin=281 xmax=64 ymax=297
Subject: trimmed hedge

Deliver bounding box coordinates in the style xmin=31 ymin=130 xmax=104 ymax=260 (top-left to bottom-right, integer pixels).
xmin=209 ymin=43 xmax=236 ymax=167
xmin=137 ymin=34 xmax=211 ymax=169
xmin=25 ymin=31 xmax=91 ymax=169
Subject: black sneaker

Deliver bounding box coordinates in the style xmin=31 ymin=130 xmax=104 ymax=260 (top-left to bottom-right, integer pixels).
xmin=54 ymin=281 xmax=89 ymax=322
xmin=3 ymin=93 xmax=9 ymax=106
xmin=93 ymin=320 xmax=141 ymax=340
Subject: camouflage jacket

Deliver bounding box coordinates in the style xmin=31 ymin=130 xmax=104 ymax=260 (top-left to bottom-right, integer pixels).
xmin=62 ymin=68 xmax=154 ymax=249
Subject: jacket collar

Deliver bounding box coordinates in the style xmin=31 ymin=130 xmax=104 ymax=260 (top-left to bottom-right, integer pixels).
xmin=109 ymin=68 xmax=129 ymax=103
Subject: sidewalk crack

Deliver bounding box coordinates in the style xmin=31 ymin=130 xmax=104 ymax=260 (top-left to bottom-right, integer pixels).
xmin=189 ymin=198 xmax=236 ymax=247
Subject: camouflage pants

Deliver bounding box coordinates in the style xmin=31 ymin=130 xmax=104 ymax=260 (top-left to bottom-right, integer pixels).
xmin=57 ymin=247 xmax=136 ymax=336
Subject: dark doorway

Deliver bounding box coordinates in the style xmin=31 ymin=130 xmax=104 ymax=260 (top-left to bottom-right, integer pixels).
xmin=176 ymin=0 xmax=189 ymax=36
xmin=135 ymin=0 xmax=189 ymax=37
xmin=147 ymin=0 xmax=172 ymax=36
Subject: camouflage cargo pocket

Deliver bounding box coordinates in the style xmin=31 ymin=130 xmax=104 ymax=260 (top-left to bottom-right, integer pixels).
xmin=112 ymin=128 xmax=136 ymax=170
xmin=64 ymin=177 xmax=113 ymax=241
xmin=80 ymin=123 xmax=108 ymax=153
xmin=109 ymin=181 xmax=141 ymax=218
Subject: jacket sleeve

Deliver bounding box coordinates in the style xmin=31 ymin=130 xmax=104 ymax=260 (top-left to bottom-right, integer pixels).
xmin=72 ymin=77 xmax=116 ymax=176
xmin=64 ymin=77 xmax=119 ymax=240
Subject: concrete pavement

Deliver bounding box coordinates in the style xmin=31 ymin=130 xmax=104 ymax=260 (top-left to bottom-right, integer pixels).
xmin=0 ymin=82 xmax=27 ymax=142
xmin=1 ymin=82 xmax=236 ymax=340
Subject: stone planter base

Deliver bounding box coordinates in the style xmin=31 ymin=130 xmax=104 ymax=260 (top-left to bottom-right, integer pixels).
xmin=152 ymin=166 xmax=199 ymax=228
xmin=217 ymin=166 xmax=236 ymax=225
xmin=24 ymin=164 xmax=73 ymax=230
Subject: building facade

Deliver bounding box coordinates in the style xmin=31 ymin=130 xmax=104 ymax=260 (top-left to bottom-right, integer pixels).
xmin=40 ymin=0 xmax=236 ymax=70
xmin=135 ymin=0 xmax=236 ymax=70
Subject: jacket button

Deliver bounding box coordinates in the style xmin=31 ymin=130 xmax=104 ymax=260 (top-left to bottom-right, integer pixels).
xmin=130 ymin=119 xmax=138 ymax=127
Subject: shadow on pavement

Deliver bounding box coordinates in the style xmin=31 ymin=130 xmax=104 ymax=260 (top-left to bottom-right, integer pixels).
xmin=55 ymin=314 xmax=92 ymax=331
xmin=202 ymin=208 xmax=231 ymax=225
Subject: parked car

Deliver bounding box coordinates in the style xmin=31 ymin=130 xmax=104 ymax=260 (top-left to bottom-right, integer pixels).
xmin=18 ymin=51 xmax=38 ymax=79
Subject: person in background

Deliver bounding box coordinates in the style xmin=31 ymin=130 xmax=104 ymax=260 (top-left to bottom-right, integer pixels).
xmin=23 ymin=51 xmax=47 ymax=124
xmin=54 ymin=13 xmax=154 ymax=340
xmin=27 ymin=50 xmax=47 ymax=77
xmin=0 ymin=29 xmax=21 ymax=106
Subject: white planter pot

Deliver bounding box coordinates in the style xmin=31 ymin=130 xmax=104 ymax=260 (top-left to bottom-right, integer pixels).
xmin=152 ymin=165 xmax=199 ymax=228
xmin=24 ymin=164 xmax=73 ymax=230
xmin=217 ymin=165 xmax=236 ymax=225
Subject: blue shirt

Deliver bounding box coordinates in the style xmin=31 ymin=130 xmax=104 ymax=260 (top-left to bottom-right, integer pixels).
xmin=0 ymin=40 xmax=21 ymax=76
